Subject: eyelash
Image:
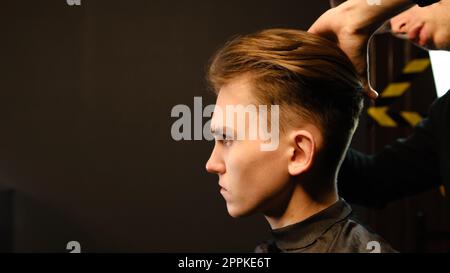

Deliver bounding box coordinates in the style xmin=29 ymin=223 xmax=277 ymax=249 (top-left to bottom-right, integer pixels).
xmin=218 ymin=134 xmax=233 ymax=146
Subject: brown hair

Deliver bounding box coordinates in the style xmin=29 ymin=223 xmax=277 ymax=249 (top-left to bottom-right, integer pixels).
xmin=207 ymin=28 xmax=364 ymax=180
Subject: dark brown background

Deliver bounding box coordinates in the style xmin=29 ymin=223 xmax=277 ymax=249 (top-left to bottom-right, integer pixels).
xmin=0 ymin=0 xmax=331 ymax=252
xmin=0 ymin=0 xmax=448 ymax=252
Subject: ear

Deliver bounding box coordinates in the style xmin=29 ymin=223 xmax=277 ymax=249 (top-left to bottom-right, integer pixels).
xmin=287 ymin=130 xmax=316 ymax=176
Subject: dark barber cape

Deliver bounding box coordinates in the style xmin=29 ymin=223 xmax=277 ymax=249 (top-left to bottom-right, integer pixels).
xmin=339 ymin=90 xmax=450 ymax=208
xmin=255 ymin=199 xmax=396 ymax=253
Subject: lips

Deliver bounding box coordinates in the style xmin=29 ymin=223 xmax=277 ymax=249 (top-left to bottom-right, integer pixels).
xmin=219 ymin=183 xmax=227 ymax=192
xmin=219 ymin=183 xmax=229 ymax=198
xmin=408 ymin=23 xmax=429 ymax=47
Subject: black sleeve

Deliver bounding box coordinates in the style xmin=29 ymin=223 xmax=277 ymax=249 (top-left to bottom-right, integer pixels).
xmin=338 ymin=94 xmax=445 ymax=208
xmin=412 ymin=0 xmax=440 ymax=7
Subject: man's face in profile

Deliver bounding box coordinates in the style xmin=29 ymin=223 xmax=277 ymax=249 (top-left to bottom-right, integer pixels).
xmin=205 ymin=75 xmax=291 ymax=218
xmin=390 ymin=1 xmax=450 ymax=50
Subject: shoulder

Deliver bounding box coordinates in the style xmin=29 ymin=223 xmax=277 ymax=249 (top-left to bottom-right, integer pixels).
xmin=430 ymin=91 xmax=449 ymax=118
xmin=254 ymin=240 xmax=279 ymax=253
xmin=425 ymin=91 xmax=450 ymax=137
xmin=326 ymin=217 xmax=398 ymax=253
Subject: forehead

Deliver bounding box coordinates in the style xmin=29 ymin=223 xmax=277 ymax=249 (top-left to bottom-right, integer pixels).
xmin=216 ymin=76 xmax=257 ymax=106
xmin=211 ymin=76 xmax=259 ymax=128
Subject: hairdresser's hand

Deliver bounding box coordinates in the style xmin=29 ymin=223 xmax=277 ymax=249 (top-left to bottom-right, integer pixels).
xmin=309 ymin=7 xmax=378 ymax=100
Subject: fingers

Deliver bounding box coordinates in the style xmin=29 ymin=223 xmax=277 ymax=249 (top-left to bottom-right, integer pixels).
xmin=363 ymin=80 xmax=379 ymax=102
xmin=308 ymin=9 xmax=338 ymax=42
xmin=309 ymin=7 xmax=379 ymax=102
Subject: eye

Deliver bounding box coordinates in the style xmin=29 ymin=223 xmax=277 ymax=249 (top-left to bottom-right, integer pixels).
xmin=222 ymin=139 xmax=233 ymax=146
xmin=218 ymin=134 xmax=234 ymax=146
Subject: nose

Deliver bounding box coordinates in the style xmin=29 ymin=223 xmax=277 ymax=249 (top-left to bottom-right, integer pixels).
xmin=205 ymin=144 xmax=226 ymax=174
xmin=390 ymin=15 xmax=409 ymax=34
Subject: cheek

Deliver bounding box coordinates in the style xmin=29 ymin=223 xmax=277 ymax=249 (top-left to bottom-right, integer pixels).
xmin=434 ymin=28 xmax=450 ymax=50
xmin=225 ymin=141 xmax=289 ymax=214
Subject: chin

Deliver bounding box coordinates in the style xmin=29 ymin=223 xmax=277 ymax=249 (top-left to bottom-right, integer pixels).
xmin=433 ymin=32 xmax=450 ymax=50
xmin=226 ymin=204 xmax=255 ymax=218
xmin=435 ymin=40 xmax=450 ymax=51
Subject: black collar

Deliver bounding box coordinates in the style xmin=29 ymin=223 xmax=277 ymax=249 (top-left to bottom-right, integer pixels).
xmin=270 ymin=199 xmax=352 ymax=251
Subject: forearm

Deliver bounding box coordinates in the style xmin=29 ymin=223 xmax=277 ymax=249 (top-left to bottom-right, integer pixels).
xmin=339 ymin=144 xmax=441 ymax=208
xmin=338 ymin=0 xmax=414 ymax=34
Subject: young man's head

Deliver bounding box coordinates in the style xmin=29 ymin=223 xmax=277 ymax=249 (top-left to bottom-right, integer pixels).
xmin=390 ymin=0 xmax=450 ymax=50
xmin=205 ymin=29 xmax=363 ymax=221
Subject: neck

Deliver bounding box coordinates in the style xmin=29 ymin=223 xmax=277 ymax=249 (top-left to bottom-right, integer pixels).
xmin=263 ymin=180 xmax=338 ymax=230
